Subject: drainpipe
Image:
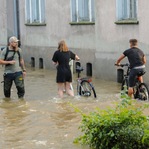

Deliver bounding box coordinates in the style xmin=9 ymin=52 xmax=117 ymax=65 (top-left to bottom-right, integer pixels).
xmin=14 ymin=0 xmax=21 ymax=46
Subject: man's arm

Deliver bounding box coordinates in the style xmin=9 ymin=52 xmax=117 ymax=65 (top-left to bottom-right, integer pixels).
xmin=143 ymin=56 xmax=146 ymax=64
xmin=20 ymin=58 xmax=26 ymax=78
xmin=116 ymin=54 xmax=125 ymax=65
xmin=20 ymin=58 xmax=26 ymax=71
xmin=0 ymin=49 xmax=15 ymax=65
xmin=0 ymin=59 xmax=15 ymax=65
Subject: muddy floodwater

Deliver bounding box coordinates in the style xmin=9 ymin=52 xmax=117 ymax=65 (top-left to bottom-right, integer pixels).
xmin=0 ymin=67 xmax=121 ymax=149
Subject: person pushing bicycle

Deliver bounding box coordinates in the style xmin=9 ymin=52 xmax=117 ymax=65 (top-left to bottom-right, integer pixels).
xmin=116 ymin=39 xmax=146 ymax=98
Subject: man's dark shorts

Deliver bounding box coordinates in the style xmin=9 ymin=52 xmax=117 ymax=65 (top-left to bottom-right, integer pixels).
xmin=129 ymin=68 xmax=145 ymax=87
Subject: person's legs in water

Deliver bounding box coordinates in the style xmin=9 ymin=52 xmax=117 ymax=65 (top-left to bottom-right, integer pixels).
xmin=65 ymin=82 xmax=74 ymax=97
xmin=57 ymin=83 xmax=64 ymax=98
xmin=138 ymin=76 xmax=143 ymax=83
xmin=128 ymin=68 xmax=145 ymax=98
xmin=128 ymin=87 xmax=134 ymax=98
xmin=136 ymin=68 xmax=145 ymax=83
xmin=128 ymin=69 xmax=136 ymax=98
xmin=128 ymin=69 xmax=142 ymax=98
xmin=64 ymin=82 xmax=73 ymax=92
xmin=14 ymin=72 xmax=25 ymax=99
xmin=3 ymin=74 xmax=13 ymax=98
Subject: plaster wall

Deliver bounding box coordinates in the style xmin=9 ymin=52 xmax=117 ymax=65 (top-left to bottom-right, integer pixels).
xmin=95 ymin=0 xmax=149 ymax=81
xmin=1 ymin=0 xmax=149 ymax=81
xmin=19 ymin=0 xmax=96 ymax=74
xmin=0 ymin=1 xmax=7 ymax=46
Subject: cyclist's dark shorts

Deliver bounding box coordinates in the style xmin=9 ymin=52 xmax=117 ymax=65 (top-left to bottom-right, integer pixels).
xmin=129 ymin=68 xmax=145 ymax=87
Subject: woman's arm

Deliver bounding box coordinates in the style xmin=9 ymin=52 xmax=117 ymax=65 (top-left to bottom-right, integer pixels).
xmin=75 ymin=55 xmax=80 ymax=61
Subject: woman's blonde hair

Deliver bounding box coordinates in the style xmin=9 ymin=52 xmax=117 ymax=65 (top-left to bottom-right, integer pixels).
xmin=58 ymin=40 xmax=69 ymax=52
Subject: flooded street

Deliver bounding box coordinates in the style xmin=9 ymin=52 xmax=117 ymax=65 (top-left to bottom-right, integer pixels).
xmin=0 ymin=67 xmax=121 ymax=149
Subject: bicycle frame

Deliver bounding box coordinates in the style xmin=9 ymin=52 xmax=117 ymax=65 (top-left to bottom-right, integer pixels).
xmin=116 ymin=63 xmax=148 ymax=100
xmin=76 ymin=68 xmax=91 ymax=94
xmin=76 ymin=65 xmax=96 ymax=98
xmin=77 ymin=77 xmax=92 ymax=93
xmin=76 ymin=66 xmax=92 ymax=81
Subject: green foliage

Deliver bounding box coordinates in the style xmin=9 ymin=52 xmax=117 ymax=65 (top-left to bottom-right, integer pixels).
xmin=72 ymin=96 xmax=149 ymax=149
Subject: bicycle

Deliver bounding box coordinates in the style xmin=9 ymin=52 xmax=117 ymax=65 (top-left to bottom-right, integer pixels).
xmin=75 ymin=64 xmax=97 ymax=98
xmin=116 ymin=63 xmax=149 ymax=101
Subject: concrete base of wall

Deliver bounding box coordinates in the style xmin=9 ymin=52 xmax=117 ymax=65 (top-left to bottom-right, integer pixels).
xmin=20 ymin=45 xmax=149 ymax=83
xmin=21 ymin=45 xmax=96 ymax=77
xmin=95 ymin=51 xmax=149 ymax=82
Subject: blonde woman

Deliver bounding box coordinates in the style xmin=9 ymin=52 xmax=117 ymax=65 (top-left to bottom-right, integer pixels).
xmin=52 ymin=40 xmax=79 ymax=98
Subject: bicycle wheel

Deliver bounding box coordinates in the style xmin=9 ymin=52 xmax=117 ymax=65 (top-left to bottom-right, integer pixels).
xmin=137 ymin=83 xmax=149 ymax=101
xmin=79 ymin=80 xmax=96 ymax=98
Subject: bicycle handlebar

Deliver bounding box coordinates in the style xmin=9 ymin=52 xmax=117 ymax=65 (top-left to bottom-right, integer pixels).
xmin=115 ymin=63 xmax=129 ymax=67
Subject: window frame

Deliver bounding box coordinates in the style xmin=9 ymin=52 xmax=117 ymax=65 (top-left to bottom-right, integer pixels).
xmin=70 ymin=0 xmax=95 ymax=25
xmin=116 ymin=0 xmax=138 ymax=24
xmin=25 ymin=0 xmax=46 ymax=26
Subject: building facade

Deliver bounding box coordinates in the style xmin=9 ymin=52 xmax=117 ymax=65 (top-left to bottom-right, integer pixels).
xmin=0 ymin=0 xmax=149 ymax=81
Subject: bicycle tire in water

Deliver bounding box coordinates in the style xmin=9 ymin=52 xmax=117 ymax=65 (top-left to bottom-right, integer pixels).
xmin=136 ymin=83 xmax=149 ymax=101
xmin=121 ymin=78 xmax=128 ymax=93
xmin=79 ymin=80 xmax=96 ymax=98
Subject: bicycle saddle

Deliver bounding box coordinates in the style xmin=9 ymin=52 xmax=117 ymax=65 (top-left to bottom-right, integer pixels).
xmin=76 ymin=66 xmax=84 ymax=72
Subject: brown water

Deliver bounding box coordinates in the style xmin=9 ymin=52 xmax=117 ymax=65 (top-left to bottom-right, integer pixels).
xmin=0 ymin=67 xmax=121 ymax=149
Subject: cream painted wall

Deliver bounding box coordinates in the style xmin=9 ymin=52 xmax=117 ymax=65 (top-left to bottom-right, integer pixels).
xmin=0 ymin=1 xmax=7 ymax=46
xmin=19 ymin=0 xmax=96 ymax=73
xmin=1 ymin=0 xmax=149 ymax=81
xmin=19 ymin=0 xmax=95 ymax=49
xmin=95 ymin=0 xmax=149 ymax=81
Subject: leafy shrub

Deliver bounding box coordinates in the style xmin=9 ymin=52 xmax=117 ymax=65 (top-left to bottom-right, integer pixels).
xmin=72 ymin=96 xmax=149 ymax=149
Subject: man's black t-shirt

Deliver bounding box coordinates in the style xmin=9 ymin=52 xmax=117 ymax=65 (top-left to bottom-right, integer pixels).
xmin=123 ymin=47 xmax=144 ymax=69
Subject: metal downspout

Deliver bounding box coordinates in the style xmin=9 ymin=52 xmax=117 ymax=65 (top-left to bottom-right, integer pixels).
xmin=14 ymin=0 xmax=21 ymax=46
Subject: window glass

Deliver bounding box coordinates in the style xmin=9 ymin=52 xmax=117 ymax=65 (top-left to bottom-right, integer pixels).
xmin=71 ymin=0 xmax=77 ymax=22
xmin=40 ymin=0 xmax=45 ymax=22
xmin=25 ymin=0 xmax=45 ymax=24
xmin=91 ymin=0 xmax=95 ymax=22
xmin=78 ymin=0 xmax=89 ymax=21
xmin=117 ymin=0 xmax=137 ymax=20
xmin=71 ymin=0 xmax=95 ymax=22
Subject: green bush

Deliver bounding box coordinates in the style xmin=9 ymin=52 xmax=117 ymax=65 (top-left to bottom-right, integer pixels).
xmin=72 ymin=96 xmax=149 ymax=149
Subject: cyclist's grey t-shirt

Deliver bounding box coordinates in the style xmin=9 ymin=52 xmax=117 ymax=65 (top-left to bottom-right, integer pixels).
xmin=0 ymin=47 xmax=23 ymax=73
xmin=123 ymin=47 xmax=144 ymax=69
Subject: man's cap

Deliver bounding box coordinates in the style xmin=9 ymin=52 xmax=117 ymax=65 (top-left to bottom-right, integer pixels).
xmin=9 ymin=36 xmax=19 ymax=43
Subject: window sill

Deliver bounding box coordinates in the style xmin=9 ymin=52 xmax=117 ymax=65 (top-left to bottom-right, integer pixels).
xmin=115 ymin=20 xmax=139 ymax=25
xmin=25 ymin=23 xmax=46 ymax=26
xmin=69 ymin=22 xmax=95 ymax=25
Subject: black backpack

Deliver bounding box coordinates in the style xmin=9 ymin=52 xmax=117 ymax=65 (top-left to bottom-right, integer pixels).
xmin=4 ymin=47 xmax=21 ymax=66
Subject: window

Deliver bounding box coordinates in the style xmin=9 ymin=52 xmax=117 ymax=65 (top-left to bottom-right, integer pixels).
xmin=116 ymin=0 xmax=137 ymax=21
xmin=71 ymin=0 xmax=95 ymax=23
xmin=25 ymin=0 xmax=45 ymax=24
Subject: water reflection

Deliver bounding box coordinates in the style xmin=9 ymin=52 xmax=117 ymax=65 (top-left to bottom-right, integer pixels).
xmin=0 ymin=99 xmax=29 ymax=148
xmin=51 ymin=102 xmax=78 ymax=129
xmin=0 ymin=67 xmax=120 ymax=149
